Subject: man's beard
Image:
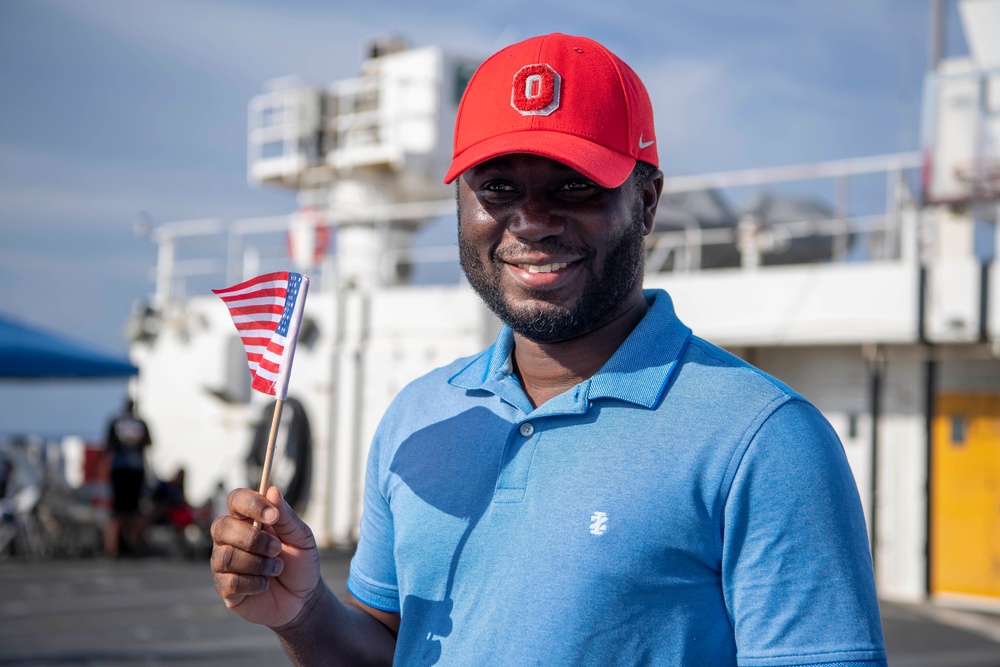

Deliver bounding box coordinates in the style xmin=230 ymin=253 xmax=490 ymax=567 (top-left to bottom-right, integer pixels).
xmin=458 ymin=202 xmax=647 ymax=344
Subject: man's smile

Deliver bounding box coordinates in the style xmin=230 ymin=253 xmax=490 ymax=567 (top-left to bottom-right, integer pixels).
xmin=515 ymin=262 xmax=568 ymax=274
xmin=502 ymin=256 xmax=584 ymax=291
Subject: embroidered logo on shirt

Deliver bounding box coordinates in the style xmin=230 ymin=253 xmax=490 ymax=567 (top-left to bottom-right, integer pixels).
xmin=589 ymin=511 xmax=608 ymax=536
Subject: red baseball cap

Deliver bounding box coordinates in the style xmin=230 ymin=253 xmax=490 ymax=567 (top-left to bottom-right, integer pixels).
xmin=444 ymin=33 xmax=658 ymax=188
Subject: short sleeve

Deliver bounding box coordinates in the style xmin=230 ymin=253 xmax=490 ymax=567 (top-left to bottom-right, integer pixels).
xmin=721 ymin=399 xmax=887 ymax=667
xmin=346 ymin=426 xmax=401 ymax=613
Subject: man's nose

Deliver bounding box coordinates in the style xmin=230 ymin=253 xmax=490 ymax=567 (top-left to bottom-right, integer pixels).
xmin=507 ymin=197 xmax=565 ymax=242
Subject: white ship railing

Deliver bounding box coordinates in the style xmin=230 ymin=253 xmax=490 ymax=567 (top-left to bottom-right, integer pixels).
xmin=142 ymin=152 xmax=923 ymax=302
xmin=651 ymin=152 xmax=922 ymax=272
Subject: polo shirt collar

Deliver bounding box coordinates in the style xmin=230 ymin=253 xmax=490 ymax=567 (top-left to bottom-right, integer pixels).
xmin=449 ymin=289 xmax=692 ymax=412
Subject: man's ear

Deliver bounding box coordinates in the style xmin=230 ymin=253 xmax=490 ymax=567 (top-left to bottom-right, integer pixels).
xmin=642 ymin=169 xmax=664 ymax=236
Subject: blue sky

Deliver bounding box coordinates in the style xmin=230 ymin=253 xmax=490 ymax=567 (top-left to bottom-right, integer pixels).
xmin=0 ymin=0 xmax=964 ymax=438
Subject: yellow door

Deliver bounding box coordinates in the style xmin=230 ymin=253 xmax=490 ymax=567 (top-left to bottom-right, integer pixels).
xmin=931 ymin=394 xmax=1000 ymax=598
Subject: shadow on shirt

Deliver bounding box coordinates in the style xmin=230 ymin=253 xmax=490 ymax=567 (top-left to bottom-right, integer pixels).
xmin=389 ymin=406 xmax=515 ymax=665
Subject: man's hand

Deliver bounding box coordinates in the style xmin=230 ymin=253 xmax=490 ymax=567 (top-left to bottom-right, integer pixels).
xmin=210 ymin=486 xmax=322 ymax=629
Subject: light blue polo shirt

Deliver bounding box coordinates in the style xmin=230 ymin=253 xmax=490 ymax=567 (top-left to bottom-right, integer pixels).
xmin=348 ymin=289 xmax=887 ymax=667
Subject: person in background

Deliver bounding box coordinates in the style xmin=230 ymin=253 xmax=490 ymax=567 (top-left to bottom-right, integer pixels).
xmin=150 ymin=468 xmax=193 ymax=532
xmin=210 ymin=33 xmax=887 ymax=666
xmin=103 ymin=398 xmax=152 ymax=558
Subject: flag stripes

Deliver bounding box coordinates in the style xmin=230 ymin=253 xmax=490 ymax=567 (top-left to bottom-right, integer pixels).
xmin=212 ymin=271 xmax=309 ymax=399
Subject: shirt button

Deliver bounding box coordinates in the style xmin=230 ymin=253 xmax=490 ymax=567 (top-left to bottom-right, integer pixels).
xmin=519 ymin=422 xmax=534 ymax=437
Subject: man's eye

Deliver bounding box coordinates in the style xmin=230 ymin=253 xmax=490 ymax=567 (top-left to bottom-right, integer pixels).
xmin=481 ymin=181 xmax=516 ymax=193
xmin=560 ymin=180 xmax=598 ymax=193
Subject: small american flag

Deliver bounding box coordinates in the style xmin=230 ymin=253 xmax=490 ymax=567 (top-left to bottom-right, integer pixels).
xmin=212 ymin=271 xmax=310 ymax=400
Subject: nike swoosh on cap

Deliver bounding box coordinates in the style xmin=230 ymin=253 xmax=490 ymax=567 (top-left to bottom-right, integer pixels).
xmin=638 ymin=135 xmax=655 ymax=149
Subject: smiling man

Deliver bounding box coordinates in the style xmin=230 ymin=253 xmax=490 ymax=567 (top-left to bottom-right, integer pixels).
xmin=211 ymin=33 xmax=888 ymax=667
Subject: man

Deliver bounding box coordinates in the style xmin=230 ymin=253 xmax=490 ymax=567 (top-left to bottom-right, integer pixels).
xmin=211 ymin=33 xmax=887 ymax=666
xmin=105 ymin=397 xmax=153 ymax=558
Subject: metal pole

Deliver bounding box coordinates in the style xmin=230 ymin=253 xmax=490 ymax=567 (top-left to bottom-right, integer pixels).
xmin=923 ymin=357 xmax=937 ymax=597
xmin=866 ymin=346 xmax=884 ymax=569
xmin=929 ymin=0 xmax=946 ymax=71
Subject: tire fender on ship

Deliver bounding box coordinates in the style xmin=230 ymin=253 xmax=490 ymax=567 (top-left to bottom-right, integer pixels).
xmin=246 ymin=396 xmax=312 ymax=513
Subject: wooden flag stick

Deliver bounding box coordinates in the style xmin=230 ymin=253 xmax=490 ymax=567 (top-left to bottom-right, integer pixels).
xmin=253 ymin=398 xmax=285 ymax=529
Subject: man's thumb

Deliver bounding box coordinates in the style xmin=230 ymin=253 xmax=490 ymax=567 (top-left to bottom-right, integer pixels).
xmin=264 ymin=486 xmax=315 ymax=547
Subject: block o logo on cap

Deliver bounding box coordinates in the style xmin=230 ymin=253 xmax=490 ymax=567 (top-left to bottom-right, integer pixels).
xmin=511 ymin=64 xmax=561 ymax=116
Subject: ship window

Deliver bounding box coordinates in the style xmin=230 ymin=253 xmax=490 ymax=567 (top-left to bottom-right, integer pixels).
xmin=454 ymin=63 xmax=477 ymax=106
xmin=261 ymin=141 xmax=285 ymax=160
xmin=950 ymin=415 xmax=968 ymax=446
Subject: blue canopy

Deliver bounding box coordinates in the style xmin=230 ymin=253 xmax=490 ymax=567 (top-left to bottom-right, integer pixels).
xmin=0 ymin=314 xmax=138 ymax=379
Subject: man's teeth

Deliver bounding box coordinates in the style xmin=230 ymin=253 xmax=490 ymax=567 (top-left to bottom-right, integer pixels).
xmin=518 ymin=262 xmax=568 ymax=274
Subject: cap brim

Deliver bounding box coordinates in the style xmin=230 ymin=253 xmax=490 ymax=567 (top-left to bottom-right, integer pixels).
xmin=444 ymin=130 xmax=636 ymax=189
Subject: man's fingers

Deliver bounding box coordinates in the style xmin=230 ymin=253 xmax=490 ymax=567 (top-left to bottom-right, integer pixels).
xmin=224 ymin=486 xmax=313 ymax=550
xmin=213 ymin=570 xmax=268 ymax=605
xmin=211 ymin=540 xmax=284 ymax=575
xmin=211 ymin=515 xmax=282 ymax=556
xmin=226 ymin=488 xmax=279 ymax=525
